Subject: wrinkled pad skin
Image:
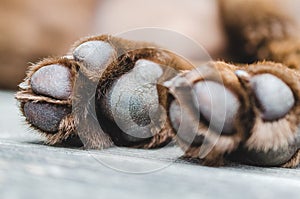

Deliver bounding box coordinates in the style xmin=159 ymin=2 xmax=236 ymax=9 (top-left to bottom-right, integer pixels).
xmin=96 ymin=59 xmax=164 ymax=144
xmin=24 ymin=102 xmax=71 ymax=133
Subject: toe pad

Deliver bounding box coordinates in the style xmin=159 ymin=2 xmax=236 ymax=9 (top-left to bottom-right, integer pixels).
xmin=250 ymin=73 xmax=294 ymax=121
xmin=73 ymin=41 xmax=114 ymax=72
xmin=24 ymin=102 xmax=71 ymax=133
xmin=31 ymin=64 xmax=72 ymax=100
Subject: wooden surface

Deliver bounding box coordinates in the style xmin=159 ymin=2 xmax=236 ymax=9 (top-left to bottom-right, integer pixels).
xmin=1 ymin=90 xmax=300 ymax=199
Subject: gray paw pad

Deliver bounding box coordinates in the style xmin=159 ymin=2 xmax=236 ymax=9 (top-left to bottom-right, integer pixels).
xmin=73 ymin=41 xmax=114 ymax=72
xmin=193 ymin=81 xmax=240 ymax=134
xmin=31 ymin=64 xmax=72 ymax=100
xmin=250 ymin=73 xmax=294 ymax=121
xmin=24 ymin=102 xmax=71 ymax=133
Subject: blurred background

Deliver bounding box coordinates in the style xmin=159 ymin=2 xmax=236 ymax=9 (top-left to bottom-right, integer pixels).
xmin=1 ymin=0 xmax=300 ymax=90
xmin=0 ymin=0 xmax=226 ymax=90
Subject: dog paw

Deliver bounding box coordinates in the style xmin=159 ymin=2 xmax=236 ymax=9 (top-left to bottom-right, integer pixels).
xmin=164 ymin=61 xmax=253 ymax=165
xmin=16 ymin=35 xmax=193 ymax=149
xmin=231 ymin=62 xmax=300 ymax=167
xmin=165 ymin=61 xmax=300 ymax=167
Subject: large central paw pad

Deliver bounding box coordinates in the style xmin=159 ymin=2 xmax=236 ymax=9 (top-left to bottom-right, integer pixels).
xmin=165 ymin=61 xmax=252 ymax=165
xmin=193 ymin=81 xmax=240 ymax=134
xmin=96 ymin=59 xmax=164 ymax=145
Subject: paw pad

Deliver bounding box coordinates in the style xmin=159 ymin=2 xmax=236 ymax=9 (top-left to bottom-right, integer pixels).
xmin=31 ymin=64 xmax=72 ymax=100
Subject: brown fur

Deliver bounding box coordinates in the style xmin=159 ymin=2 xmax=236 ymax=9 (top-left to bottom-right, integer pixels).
xmin=282 ymin=149 xmax=300 ymax=168
xmin=267 ymin=38 xmax=300 ymax=70
xmin=219 ymin=0 xmax=294 ymax=63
